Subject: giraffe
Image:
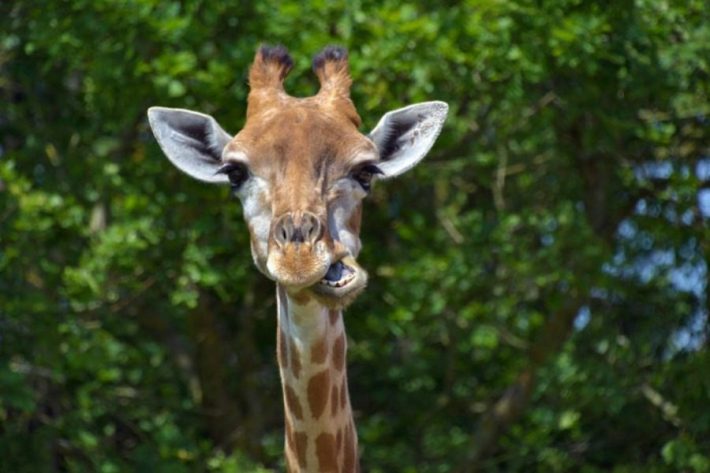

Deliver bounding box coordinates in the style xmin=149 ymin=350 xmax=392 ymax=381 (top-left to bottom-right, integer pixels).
xmin=147 ymin=45 xmax=447 ymax=472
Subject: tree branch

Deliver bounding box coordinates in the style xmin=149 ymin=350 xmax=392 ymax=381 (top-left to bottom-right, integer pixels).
xmin=455 ymin=299 xmax=583 ymax=471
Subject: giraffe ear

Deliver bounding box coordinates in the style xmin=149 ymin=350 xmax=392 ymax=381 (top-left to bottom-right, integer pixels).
xmin=147 ymin=107 xmax=232 ymax=184
xmin=368 ymin=101 xmax=448 ymax=178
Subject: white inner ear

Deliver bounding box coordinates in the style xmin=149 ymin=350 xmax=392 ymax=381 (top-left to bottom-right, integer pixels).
xmin=368 ymin=101 xmax=448 ymax=178
xmin=147 ymin=107 xmax=233 ymax=184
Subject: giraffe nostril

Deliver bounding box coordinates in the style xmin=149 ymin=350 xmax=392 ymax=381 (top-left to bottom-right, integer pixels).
xmin=274 ymin=215 xmax=292 ymax=246
xmin=274 ymin=212 xmax=322 ymax=246
xmin=302 ymin=212 xmax=322 ymax=245
xmin=303 ymin=221 xmax=314 ymax=239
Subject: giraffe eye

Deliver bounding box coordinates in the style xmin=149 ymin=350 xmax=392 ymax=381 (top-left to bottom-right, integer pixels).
xmin=351 ymin=164 xmax=383 ymax=192
xmin=217 ymin=162 xmax=250 ymax=190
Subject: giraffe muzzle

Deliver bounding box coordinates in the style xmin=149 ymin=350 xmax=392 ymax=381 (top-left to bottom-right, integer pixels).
xmin=265 ymin=211 xmax=335 ymax=288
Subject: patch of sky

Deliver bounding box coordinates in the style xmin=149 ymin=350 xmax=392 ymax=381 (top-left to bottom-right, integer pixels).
xmin=669 ymin=260 xmax=707 ymax=297
xmin=574 ymin=305 xmax=590 ymax=331
xmin=696 ymin=158 xmax=710 ymax=180
xmin=634 ymin=160 xmax=672 ymax=180
xmin=670 ymin=310 xmax=707 ymax=354
xmin=698 ymin=189 xmax=710 ymax=217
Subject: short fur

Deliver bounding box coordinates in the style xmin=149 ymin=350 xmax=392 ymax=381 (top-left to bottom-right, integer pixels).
xmin=147 ymin=44 xmax=448 ymax=473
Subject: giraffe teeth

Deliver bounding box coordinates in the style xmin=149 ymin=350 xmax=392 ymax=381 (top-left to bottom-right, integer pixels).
xmin=320 ymin=272 xmax=355 ymax=288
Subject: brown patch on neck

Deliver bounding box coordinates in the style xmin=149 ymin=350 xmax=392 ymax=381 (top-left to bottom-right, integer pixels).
xmin=285 ymin=419 xmax=297 ymax=469
xmin=311 ymin=337 xmax=328 ymax=364
xmin=290 ymin=342 xmax=302 ymax=379
xmin=333 ymin=333 xmax=346 ymax=372
xmin=284 ymin=385 xmax=304 ymax=420
xmin=307 ymin=370 xmax=331 ymax=419
xmin=285 ymin=418 xmax=309 ymax=471
xmin=315 ymin=432 xmax=338 ymax=472
xmin=294 ymin=431 xmax=308 ymax=469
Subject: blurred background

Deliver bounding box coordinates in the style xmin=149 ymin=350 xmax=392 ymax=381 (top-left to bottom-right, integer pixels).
xmin=1 ymin=1 xmax=708 ymax=472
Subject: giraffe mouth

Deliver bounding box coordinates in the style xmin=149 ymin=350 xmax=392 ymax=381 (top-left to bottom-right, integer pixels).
xmin=320 ymin=260 xmax=356 ymax=287
xmin=313 ymin=255 xmax=367 ymax=300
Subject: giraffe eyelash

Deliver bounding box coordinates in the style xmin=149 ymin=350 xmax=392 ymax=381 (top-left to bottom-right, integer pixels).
xmin=216 ymin=162 xmax=250 ymax=189
xmin=350 ymin=164 xmax=383 ymax=192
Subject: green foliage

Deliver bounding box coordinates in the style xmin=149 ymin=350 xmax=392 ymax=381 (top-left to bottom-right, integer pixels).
xmin=1 ymin=0 xmax=708 ymax=471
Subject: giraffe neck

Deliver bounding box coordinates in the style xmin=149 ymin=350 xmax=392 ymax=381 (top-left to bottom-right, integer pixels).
xmin=276 ymin=285 xmax=359 ymax=473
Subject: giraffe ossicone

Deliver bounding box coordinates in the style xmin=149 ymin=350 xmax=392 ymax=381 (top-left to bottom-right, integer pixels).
xmin=148 ymin=45 xmax=447 ymax=472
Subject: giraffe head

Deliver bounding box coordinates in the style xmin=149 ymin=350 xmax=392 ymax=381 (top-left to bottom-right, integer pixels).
xmin=148 ymin=45 xmax=447 ymax=308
